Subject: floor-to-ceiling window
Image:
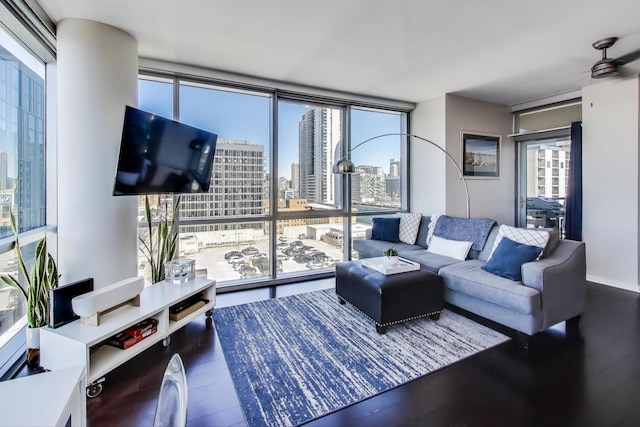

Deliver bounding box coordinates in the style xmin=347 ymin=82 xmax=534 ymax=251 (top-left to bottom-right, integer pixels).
xmin=0 ymin=19 xmax=52 ymax=374
xmin=137 ymin=73 xmax=410 ymax=290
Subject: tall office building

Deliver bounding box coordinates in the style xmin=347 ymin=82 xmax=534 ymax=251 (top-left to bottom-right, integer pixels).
xmin=298 ymin=108 xmax=341 ymax=205
xmin=290 ymin=162 xmax=299 ymax=197
xmin=352 ymin=165 xmax=385 ymax=204
xmin=389 ymin=158 xmax=400 ymax=177
xmin=181 ymin=138 xmax=266 ymax=232
xmin=0 ymin=52 xmax=45 ymax=233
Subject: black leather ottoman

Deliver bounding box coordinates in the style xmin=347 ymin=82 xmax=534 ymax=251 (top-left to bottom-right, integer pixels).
xmin=335 ymin=260 xmax=444 ymax=334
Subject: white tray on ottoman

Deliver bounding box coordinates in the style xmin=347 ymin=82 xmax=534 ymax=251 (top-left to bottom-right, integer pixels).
xmin=361 ymin=257 xmax=420 ymax=275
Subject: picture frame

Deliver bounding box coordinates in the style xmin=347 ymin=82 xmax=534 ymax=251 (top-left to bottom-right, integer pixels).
xmin=461 ymin=131 xmax=501 ymax=178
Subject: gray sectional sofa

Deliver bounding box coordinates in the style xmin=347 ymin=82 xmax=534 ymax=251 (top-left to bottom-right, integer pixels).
xmin=353 ymin=215 xmax=587 ymax=338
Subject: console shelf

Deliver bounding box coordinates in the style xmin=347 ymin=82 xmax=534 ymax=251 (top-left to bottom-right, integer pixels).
xmin=41 ymin=277 xmax=215 ymax=397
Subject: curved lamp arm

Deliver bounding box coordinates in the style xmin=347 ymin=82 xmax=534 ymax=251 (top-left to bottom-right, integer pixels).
xmin=332 ymin=133 xmax=470 ymax=218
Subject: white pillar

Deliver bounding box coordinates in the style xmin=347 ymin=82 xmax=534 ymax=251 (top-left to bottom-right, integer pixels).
xmin=56 ymin=18 xmax=138 ymax=288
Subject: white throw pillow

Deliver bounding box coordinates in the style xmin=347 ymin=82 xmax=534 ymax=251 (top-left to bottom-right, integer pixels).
xmin=488 ymin=225 xmax=550 ymax=261
xmin=395 ymin=212 xmax=422 ymax=244
xmin=427 ymin=235 xmax=473 ymax=261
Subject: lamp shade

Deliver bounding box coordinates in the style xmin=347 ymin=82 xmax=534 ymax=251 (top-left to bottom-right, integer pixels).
xmin=332 ymin=158 xmax=356 ymax=174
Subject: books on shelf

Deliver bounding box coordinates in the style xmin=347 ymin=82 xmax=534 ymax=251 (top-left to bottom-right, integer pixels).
xmin=169 ymin=294 xmax=209 ymax=321
xmin=105 ymin=318 xmax=158 ymax=350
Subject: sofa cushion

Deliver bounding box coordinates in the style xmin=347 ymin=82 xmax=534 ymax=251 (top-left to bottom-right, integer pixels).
xmin=488 ymin=225 xmax=549 ymax=261
xmin=427 ymin=236 xmax=473 ymax=261
xmin=481 ymin=237 xmax=542 ymax=281
xmin=371 ymin=217 xmax=400 ymax=242
xmin=395 ymin=212 xmax=422 ymax=244
xmin=439 ymin=260 xmax=541 ymax=314
xmin=353 ymin=239 xmax=423 ymax=259
xmin=397 ymin=249 xmax=462 ymax=274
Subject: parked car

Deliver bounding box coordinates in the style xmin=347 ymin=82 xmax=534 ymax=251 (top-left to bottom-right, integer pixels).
xmin=225 ymin=250 xmax=243 ymax=260
xmin=242 ymin=246 xmax=260 ymax=256
xmin=289 ymin=240 xmax=303 ymax=247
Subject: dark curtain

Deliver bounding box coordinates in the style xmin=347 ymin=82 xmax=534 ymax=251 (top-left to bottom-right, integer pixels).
xmin=564 ymin=121 xmax=582 ymax=241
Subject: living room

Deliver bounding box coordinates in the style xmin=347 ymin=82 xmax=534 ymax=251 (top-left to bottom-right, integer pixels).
xmin=0 ymin=1 xmax=639 ymax=426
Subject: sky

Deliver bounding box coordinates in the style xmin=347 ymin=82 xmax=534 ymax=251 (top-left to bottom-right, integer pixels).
xmin=137 ymin=80 xmax=404 ymax=180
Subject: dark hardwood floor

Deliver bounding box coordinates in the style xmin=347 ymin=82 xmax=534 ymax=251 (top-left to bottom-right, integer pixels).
xmin=87 ymin=280 xmax=640 ymax=427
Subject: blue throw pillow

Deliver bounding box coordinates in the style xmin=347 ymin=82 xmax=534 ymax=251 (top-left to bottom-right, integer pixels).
xmin=371 ymin=217 xmax=400 ymax=242
xmin=481 ymin=237 xmax=542 ymax=281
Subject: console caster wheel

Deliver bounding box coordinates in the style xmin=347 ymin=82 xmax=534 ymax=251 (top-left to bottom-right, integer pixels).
xmin=205 ymin=309 xmax=213 ymax=317
xmin=338 ymin=296 xmax=346 ymax=305
xmin=86 ymin=383 xmax=103 ymax=398
xmin=162 ymin=336 xmax=171 ymax=347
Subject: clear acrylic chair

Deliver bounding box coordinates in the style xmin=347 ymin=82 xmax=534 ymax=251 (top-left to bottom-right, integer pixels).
xmin=153 ymin=353 xmax=188 ymax=427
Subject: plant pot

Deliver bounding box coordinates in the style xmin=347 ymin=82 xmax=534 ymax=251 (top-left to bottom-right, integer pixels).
xmin=25 ymin=327 xmax=40 ymax=368
xmin=383 ymin=256 xmax=399 ymax=267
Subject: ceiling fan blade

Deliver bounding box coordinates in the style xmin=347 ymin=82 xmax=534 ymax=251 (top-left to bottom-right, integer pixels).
xmin=615 ymin=48 xmax=640 ymax=65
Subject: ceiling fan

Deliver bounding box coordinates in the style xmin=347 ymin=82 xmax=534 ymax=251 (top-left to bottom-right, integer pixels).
xmin=591 ymin=36 xmax=640 ymax=79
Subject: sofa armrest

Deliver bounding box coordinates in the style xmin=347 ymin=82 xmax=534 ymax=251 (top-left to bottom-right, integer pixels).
xmin=521 ymin=240 xmax=586 ymax=329
xmin=365 ymin=228 xmax=372 ymax=239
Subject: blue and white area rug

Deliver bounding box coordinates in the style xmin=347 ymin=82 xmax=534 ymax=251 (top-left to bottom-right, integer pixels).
xmin=213 ymin=288 xmax=509 ymax=426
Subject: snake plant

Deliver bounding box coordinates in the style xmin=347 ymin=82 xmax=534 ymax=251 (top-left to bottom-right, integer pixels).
xmin=139 ymin=195 xmax=180 ymax=283
xmin=0 ymin=212 xmax=59 ymax=328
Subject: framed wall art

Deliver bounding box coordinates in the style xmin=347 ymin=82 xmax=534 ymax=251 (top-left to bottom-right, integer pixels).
xmin=461 ymin=132 xmax=501 ymax=178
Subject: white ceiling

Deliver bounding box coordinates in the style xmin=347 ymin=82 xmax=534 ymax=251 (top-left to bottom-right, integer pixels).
xmin=36 ymin=0 xmax=640 ymax=107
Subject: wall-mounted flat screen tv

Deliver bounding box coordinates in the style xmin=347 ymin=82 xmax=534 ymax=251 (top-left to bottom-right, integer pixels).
xmin=113 ymin=106 xmax=218 ymax=195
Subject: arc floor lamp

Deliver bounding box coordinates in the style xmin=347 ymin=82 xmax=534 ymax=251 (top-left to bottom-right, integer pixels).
xmin=332 ymin=133 xmax=471 ymax=218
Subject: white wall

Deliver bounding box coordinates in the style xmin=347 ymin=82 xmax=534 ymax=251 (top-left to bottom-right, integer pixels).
xmin=410 ymin=96 xmax=447 ymax=215
xmin=411 ymin=95 xmax=513 ymax=224
xmin=56 ymin=19 xmax=139 ymax=288
xmin=582 ymin=76 xmax=640 ymax=292
xmin=445 ymin=95 xmax=514 ymax=224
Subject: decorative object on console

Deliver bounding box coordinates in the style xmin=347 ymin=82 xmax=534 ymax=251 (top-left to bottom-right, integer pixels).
xmin=165 ymin=258 xmax=196 ymax=285
xmin=140 ymin=195 xmax=181 ymax=283
xmin=0 ymin=211 xmax=59 ymax=368
xmin=49 ymin=278 xmax=94 ymax=328
xmin=333 ymin=133 xmax=470 ymax=218
xmin=71 ymin=276 xmax=145 ymax=326
xmin=382 ymin=247 xmax=399 ymax=267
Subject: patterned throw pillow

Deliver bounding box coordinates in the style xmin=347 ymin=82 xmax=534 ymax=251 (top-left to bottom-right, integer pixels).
xmin=488 ymin=225 xmax=550 ymax=261
xmin=395 ymin=212 xmax=422 ymax=244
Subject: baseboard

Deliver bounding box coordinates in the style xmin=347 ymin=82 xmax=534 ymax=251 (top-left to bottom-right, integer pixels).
xmin=587 ymin=275 xmax=639 ymax=293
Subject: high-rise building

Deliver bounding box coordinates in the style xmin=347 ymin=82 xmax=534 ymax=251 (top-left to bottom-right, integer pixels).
xmin=352 ymin=165 xmax=385 ymax=204
xmin=290 ymin=162 xmax=299 ymax=197
xmin=181 ymin=138 xmax=266 ymax=232
xmin=527 ymin=146 xmax=570 ymax=199
xmin=389 ymin=158 xmax=400 ymax=177
xmin=298 ymin=108 xmax=341 ymax=205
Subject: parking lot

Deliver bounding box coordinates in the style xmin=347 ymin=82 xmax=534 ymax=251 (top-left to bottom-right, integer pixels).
xmin=141 ymin=235 xmax=346 ymax=286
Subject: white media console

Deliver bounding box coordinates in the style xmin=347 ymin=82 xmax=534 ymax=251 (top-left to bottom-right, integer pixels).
xmin=41 ymin=277 xmax=216 ymax=397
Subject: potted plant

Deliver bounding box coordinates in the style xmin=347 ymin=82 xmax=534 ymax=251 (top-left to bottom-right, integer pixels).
xmin=139 ymin=195 xmax=180 ymax=284
xmin=0 ymin=212 xmax=59 ymax=368
xmin=383 ymin=247 xmax=399 ymax=267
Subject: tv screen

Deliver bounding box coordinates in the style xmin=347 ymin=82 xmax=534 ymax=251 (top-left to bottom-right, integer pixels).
xmin=113 ymin=106 xmax=218 ymax=195
xmin=49 ymin=278 xmax=94 ymax=328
